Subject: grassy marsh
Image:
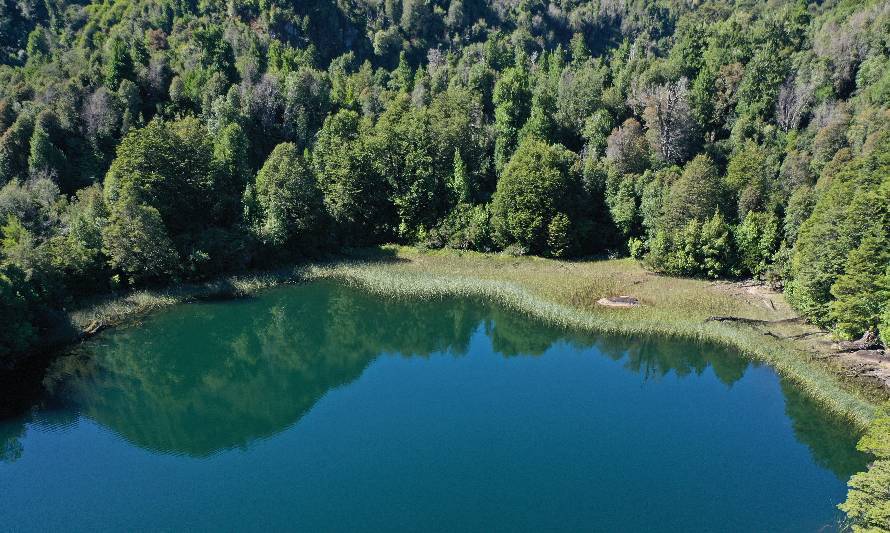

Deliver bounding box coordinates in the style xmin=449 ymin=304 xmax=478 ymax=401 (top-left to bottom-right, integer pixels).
xmin=67 ymin=245 xmax=880 ymax=427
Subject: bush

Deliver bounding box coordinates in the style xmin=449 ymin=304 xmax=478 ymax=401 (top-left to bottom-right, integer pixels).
xmin=628 ymin=237 xmax=645 ymax=259
xmin=435 ymin=203 xmax=494 ymax=252
xmin=547 ymin=213 xmax=571 ymax=258
xmin=646 ymin=211 xmax=733 ymax=279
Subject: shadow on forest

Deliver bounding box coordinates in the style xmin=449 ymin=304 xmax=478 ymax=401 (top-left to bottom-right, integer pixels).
xmin=0 ymin=280 xmax=868 ymax=479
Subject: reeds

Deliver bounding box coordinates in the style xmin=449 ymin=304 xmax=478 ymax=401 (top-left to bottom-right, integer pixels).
xmin=67 ymin=246 xmax=879 ymax=427
xmin=68 ymin=272 xmax=299 ymax=332
xmin=297 ymin=253 xmax=877 ymax=428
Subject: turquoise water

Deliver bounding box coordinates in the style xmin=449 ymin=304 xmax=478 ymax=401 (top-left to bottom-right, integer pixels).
xmin=0 ymin=281 xmax=866 ymax=531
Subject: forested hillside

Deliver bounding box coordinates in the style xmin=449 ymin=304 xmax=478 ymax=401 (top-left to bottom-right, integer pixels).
xmin=0 ymin=0 xmax=888 ymax=364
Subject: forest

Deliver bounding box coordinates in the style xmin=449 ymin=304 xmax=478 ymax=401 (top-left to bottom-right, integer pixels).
xmin=0 ymin=0 xmax=888 ymax=366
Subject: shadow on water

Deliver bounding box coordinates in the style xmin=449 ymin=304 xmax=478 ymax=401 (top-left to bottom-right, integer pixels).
xmin=0 ymin=280 xmax=869 ymax=478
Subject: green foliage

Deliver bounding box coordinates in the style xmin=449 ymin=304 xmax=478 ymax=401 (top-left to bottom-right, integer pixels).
xmin=0 ymin=264 xmax=38 ymax=364
xmin=449 ymin=149 xmax=471 ymax=205
xmin=313 ymin=110 xmax=393 ymax=244
xmin=788 ymin=140 xmax=890 ymax=328
xmin=27 ymin=124 xmax=65 ymax=181
xmin=735 ymin=48 xmax=788 ymax=123
xmin=829 ymin=232 xmax=890 ymax=340
xmin=431 ymin=202 xmax=493 ymax=252
xmin=102 ymin=199 xmax=179 ymax=286
xmin=493 ymin=66 xmax=531 ymax=172
xmin=104 ymin=118 xmax=228 ymax=236
xmin=628 ymin=237 xmax=645 ymax=260
xmin=547 ymin=213 xmax=571 ymax=258
xmin=783 ymin=186 xmax=814 ymax=245
xmin=0 ymin=115 xmax=33 ymax=185
xmin=647 ymin=211 xmax=733 ymax=279
xmin=839 ymin=403 xmax=890 ymax=532
xmin=45 ymin=185 xmax=108 ymax=294
xmin=883 ymin=305 xmax=890 ymax=349
xmin=250 ymin=142 xmax=325 ymax=249
xmin=734 ymin=211 xmax=780 ymax=278
xmin=104 ymin=37 xmax=133 ymax=90
xmin=604 ymin=172 xmax=640 ymax=240
xmin=661 ymin=154 xmax=724 ymax=231
xmin=725 ymin=141 xmax=774 ymax=218
xmin=1 ymin=215 xmax=32 ymax=263
xmin=212 ymin=123 xmax=251 ymax=225
xmin=492 ymin=139 xmax=580 ymax=256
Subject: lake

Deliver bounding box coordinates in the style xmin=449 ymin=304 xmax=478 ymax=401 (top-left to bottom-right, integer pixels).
xmin=0 ymin=280 xmax=867 ymax=531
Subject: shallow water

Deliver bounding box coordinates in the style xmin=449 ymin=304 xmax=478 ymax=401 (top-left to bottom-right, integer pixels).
xmin=0 ymin=280 xmax=866 ymax=531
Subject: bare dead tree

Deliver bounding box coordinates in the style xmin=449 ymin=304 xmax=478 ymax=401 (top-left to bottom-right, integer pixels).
xmin=633 ymin=78 xmax=696 ymax=164
xmin=776 ymin=74 xmax=815 ymax=132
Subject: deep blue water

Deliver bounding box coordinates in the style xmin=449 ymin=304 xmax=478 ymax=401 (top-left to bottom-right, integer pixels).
xmin=0 ymin=281 xmax=865 ymax=531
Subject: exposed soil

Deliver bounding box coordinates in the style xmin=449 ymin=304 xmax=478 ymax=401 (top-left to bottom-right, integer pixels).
xmin=709 ymin=279 xmax=890 ymax=393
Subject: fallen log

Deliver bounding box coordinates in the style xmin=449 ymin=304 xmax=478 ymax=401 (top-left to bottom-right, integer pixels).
xmin=705 ymin=316 xmax=768 ymax=325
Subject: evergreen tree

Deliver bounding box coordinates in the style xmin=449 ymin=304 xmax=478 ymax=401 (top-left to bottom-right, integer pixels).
xmin=27 ymin=124 xmax=65 ymax=181
xmin=830 ymin=232 xmax=890 ymax=340
xmin=493 ymin=66 xmax=531 ymax=172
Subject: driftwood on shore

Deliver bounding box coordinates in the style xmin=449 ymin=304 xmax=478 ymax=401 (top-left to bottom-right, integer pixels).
xmin=834 ymin=330 xmax=883 ymax=352
xmin=597 ymin=296 xmax=640 ymax=308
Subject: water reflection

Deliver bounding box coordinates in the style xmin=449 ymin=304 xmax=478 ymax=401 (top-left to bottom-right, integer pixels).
xmin=0 ymin=281 xmax=868 ymax=477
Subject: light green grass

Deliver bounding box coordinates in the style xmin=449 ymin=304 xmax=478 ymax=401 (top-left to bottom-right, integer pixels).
xmin=68 ymin=245 xmax=880 ymax=427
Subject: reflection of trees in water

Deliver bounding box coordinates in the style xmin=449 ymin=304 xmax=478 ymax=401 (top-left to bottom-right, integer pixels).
xmin=32 ymin=282 xmax=493 ymax=458
xmin=0 ymin=281 xmax=866 ymax=477
xmin=0 ymin=421 xmax=24 ymax=463
xmin=593 ymin=335 xmax=749 ymax=387
xmin=779 ymin=380 xmax=869 ymax=480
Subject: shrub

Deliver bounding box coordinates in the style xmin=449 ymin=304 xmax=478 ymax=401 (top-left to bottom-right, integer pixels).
xmin=645 ymin=211 xmax=733 ymax=279
xmin=547 ymin=213 xmax=571 ymax=258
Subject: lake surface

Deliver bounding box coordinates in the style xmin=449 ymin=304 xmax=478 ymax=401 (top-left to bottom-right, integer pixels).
xmin=0 ymin=280 xmax=867 ymax=532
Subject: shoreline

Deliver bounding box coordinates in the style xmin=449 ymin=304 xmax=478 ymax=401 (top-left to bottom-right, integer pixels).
xmin=6 ymin=246 xmax=883 ymax=428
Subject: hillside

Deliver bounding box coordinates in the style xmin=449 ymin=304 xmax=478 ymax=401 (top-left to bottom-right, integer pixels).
xmin=0 ymin=0 xmax=888 ymax=368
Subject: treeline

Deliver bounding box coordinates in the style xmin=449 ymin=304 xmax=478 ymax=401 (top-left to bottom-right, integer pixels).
xmin=1 ymin=0 xmax=889 ymax=368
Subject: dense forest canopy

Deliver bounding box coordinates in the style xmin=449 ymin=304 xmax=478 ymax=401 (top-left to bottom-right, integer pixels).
xmin=0 ymin=0 xmax=888 ymax=367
